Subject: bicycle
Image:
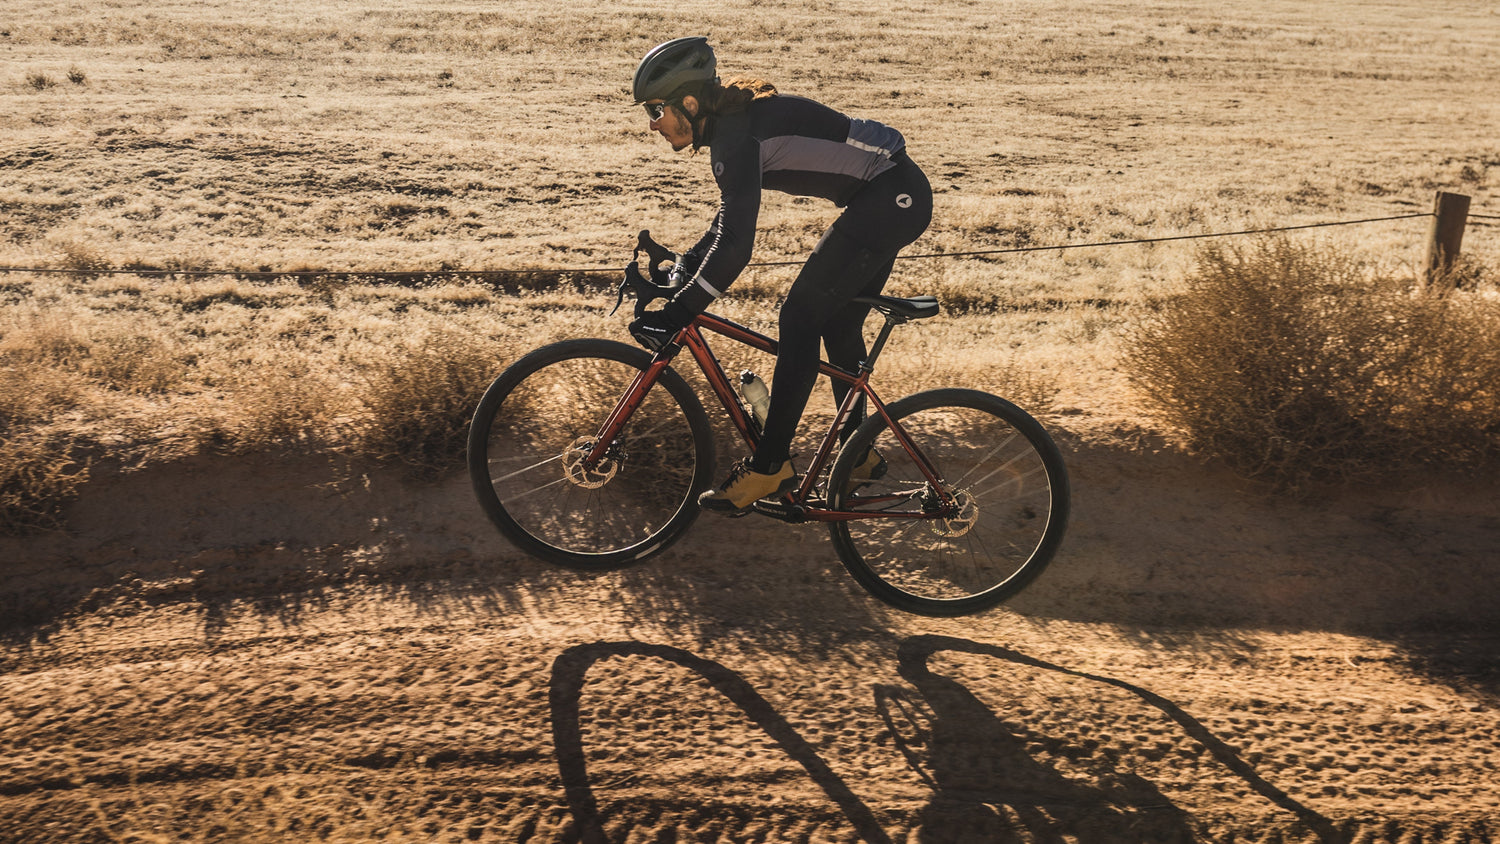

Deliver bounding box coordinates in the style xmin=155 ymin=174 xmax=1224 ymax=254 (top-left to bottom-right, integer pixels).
xmin=467 ymin=232 xmax=1069 ymax=616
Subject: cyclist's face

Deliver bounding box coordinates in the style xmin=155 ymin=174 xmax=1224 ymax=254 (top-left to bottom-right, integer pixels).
xmin=646 ymin=96 xmax=697 ymax=151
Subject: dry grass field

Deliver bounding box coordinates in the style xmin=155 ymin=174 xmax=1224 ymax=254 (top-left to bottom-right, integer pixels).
xmin=3 ymin=0 xmax=1500 ymax=841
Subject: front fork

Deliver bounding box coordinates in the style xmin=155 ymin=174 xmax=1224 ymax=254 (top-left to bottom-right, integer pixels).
xmin=578 ymin=347 xmax=680 ymax=474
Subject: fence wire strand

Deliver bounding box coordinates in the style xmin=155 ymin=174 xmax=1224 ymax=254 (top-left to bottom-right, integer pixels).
xmin=0 ymin=210 xmax=1467 ymax=282
xmin=898 ymin=213 xmax=1432 ymax=262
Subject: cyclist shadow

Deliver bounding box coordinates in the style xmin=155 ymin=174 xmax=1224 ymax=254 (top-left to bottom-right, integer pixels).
xmin=887 ymin=635 xmax=1339 ymax=843
xmin=549 ymin=640 xmax=895 ymax=844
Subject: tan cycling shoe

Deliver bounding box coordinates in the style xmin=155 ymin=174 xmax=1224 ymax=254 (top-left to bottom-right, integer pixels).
xmin=698 ymin=458 xmax=797 ymax=514
xmin=845 ymin=447 xmax=888 ymax=492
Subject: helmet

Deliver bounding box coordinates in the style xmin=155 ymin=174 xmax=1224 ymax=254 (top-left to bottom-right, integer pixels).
xmin=632 ymin=37 xmax=717 ymax=104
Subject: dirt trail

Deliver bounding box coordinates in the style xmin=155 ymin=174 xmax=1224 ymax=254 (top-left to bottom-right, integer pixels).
xmin=2 ymin=438 xmax=1498 ymax=842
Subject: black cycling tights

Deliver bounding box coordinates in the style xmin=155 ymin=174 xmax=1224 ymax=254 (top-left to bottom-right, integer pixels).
xmin=751 ymin=154 xmax=932 ymax=473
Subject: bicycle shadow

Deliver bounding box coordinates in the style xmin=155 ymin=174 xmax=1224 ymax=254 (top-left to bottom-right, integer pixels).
xmin=888 ymin=635 xmax=1339 ymax=843
xmin=549 ymin=641 xmax=894 ymax=844
xmin=548 ymin=637 xmax=1338 ymax=843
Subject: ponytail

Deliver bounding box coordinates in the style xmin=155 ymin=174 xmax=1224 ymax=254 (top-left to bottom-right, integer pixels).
xmin=676 ymin=76 xmax=778 ymax=116
xmin=709 ymin=77 xmax=778 ymax=113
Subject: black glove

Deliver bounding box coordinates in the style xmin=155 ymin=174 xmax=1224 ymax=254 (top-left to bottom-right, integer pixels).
xmin=629 ymin=300 xmax=693 ymax=352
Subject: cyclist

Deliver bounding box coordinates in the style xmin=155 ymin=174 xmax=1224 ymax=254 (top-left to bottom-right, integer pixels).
xmin=628 ymin=36 xmax=934 ymax=515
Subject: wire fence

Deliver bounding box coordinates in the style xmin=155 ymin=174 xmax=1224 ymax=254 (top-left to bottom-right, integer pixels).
xmin=0 ymin=209 xmax=1487 ymax=284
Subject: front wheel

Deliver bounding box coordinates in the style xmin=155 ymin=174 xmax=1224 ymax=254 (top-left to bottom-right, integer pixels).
xmin=468 ymin=338 xmax=715 ymax=569
xmin=827 ymin=389 xmax=1069 ymax=616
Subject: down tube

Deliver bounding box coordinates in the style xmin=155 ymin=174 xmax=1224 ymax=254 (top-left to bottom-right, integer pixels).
xmin=679 ymin=323 xmax=762 ymax=452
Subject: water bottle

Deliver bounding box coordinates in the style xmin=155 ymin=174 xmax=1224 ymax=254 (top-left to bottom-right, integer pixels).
xmin=738 ymin=370 xmax=771 ymax=428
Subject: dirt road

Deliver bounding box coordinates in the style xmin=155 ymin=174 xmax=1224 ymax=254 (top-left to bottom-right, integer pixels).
xmin=3 ymin=440 xmax=1498 ymax=842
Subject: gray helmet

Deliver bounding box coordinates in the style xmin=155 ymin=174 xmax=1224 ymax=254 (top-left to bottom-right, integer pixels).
xmin=632 ymin=37 xmax=717 ymax=104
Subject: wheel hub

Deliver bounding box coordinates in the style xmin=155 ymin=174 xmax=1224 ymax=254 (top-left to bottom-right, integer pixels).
xmin=561 ymin=436 xmax=618 ymax=489
xmin=929 ymin=489 xmax=978 ymax=537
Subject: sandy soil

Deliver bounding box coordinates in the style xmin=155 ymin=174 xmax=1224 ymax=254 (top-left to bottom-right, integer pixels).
xmin=2 ymin=430 xmax=1498 ymax=843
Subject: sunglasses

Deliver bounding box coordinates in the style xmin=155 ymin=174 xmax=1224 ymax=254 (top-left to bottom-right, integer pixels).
xmin=642 ymin=100 xmax=673 ymax=121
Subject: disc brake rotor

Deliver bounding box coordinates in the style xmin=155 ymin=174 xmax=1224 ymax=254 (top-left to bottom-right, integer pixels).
xmin=930 ymin=489 xmax=978 ymax=537
xmin=561 ymin=436 xmax=618 ymax=489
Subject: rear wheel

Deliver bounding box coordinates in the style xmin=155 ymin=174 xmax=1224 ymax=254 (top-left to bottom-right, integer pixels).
xmin=827 ymin=389 xmax=1069 ymax=616
xmin=468 ymin=338 xmax=714 ymax=569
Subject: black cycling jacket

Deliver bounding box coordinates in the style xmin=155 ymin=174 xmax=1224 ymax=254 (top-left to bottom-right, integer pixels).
xmin=674 ymin=95 xmax=907 ymax=311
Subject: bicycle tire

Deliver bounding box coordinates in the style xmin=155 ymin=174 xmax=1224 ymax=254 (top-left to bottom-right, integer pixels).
xmin=827 ymin=388 xmax=1069 ymax=616
xmin=467 ymin=338 xmax=715 ymax=569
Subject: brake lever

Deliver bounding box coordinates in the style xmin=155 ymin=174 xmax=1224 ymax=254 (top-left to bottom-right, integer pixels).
xmin=610 ymin=279 xmax=628 ymax=316
xmin=612 ymin=232 xmax=684 ymax=318
xmin=610 ymin=262 xmax=643 ymax=316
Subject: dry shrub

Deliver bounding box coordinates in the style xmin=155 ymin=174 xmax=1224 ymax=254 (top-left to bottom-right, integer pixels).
xmin=215 ymin=358 xmax=340 ymax=454
xmin=0 ymin=309 xmax=91 ymax=429
xmin=2 ymin=299 xmax=187 ymax=400
xmin=354 ymin=328 xmax=512 ymax=475
xmin=1 ymin=307 xmax=89 ymax=368
xmin=0 ymin=363 xmax=85 ymax=430
xmin=0 ymin=432 xmax=88 ymax=534
xmin=1127 ymin=238 xmax=1500 ymax=489
xmin=86 ymin=332 xmax=192 ymax=394
xmin=55 ymin=240 xmax=112 ymax=279
xmin=1438 ymin=254 xmax=1488 ymax=293
xmin=159 ymin=278 xmax=278 ymax=312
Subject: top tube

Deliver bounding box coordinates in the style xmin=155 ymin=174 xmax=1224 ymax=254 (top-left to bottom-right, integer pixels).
xmin=692 ymin=311 xmax=864 ymax=385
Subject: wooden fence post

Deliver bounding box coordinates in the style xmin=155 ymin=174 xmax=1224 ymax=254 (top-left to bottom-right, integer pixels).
xmin=1423 ymin=191 xmax=1470 ymax=294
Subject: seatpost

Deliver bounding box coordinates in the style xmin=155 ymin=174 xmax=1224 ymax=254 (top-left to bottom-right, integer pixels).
xmin=858 ymin=316 xmax=900 ymax=375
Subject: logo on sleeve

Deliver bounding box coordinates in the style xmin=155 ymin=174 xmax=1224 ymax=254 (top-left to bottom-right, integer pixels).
xmin=896 ymin=194 xmax=913 ymax=209
xmin=714 ymin=161 xmax=725 ymax=178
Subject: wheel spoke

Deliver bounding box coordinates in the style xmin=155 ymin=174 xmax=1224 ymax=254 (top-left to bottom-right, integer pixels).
xmin=498 ymin=470 xmax=574 ymax=506
xmin=950 ymin=429 xmax=1021 ymax=487
xmin=489 ymin=452 xmax=565 ymax=484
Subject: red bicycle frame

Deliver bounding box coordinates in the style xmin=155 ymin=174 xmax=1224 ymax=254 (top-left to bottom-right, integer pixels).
xmin=584 ymin=310 xmax=956 ymax=523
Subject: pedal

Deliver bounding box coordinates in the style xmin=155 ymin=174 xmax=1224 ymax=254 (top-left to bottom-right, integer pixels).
xmin=752 ymin=496 xmax=807 ymax=524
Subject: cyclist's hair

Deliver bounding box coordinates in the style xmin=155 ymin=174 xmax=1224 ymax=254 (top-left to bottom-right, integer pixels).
xmin=707 ymin=77 xmax=779 ymax=113
xmin=674 ymin=77 xmax=778 ymax=116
